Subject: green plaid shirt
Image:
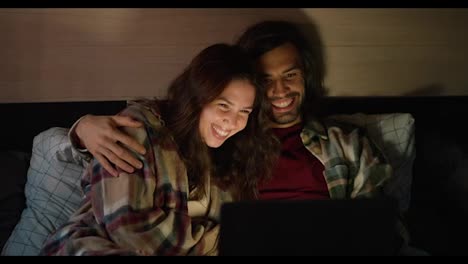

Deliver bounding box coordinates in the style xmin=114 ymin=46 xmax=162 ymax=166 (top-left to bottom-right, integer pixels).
xmin=301 ymin=118 xmax=412 ymax=252
xmin=300 ymin=118 xmax=393 ymax=199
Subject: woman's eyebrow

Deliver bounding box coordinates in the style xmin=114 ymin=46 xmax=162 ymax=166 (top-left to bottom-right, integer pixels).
xmin=218 ymin=97 xmax=253 ymax=109
xmin=217 ymin=97 xmax=233 ymax=106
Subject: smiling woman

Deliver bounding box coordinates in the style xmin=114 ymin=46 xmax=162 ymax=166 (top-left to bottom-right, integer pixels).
xmin=39 ymin=43 xmax=279 ymax=256
xmin=199 ymin=79 xmax=255 ymax=148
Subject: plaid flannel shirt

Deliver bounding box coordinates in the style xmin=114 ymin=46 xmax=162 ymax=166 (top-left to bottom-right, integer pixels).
xmin=300 ymin=118 xmax=393 ymax=199
xmin=301 ymin=118 xmax=411 ymax=252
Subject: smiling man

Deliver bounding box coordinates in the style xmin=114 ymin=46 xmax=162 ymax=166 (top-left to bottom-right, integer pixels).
xmin=260 ymin=43 xmax=304 ymax=128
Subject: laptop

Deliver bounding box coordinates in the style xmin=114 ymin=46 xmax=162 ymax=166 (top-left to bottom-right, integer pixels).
xmin=218 ymin=197 xmax=401 ymax=256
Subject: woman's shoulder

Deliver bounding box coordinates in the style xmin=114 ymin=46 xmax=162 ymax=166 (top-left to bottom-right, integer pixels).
xmin=121 ymin=99 xmax=177 ymax=150
xmin=121 ymin=99 xmax=166 ymax=128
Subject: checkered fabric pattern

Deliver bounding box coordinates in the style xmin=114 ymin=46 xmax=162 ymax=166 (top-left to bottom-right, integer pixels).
xmin=2 ymin=128 xmax=87 ymax=256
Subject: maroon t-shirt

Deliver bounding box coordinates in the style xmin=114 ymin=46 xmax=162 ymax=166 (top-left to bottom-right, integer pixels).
xmin=258 ymin=123 xmax=330 ymax=200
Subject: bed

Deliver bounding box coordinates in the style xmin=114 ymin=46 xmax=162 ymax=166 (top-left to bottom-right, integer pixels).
xmin=1 ymin=96 xmax=467 ymax=255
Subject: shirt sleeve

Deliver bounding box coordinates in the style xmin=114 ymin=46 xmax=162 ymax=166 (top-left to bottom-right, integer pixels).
xmin=317 ymin=125 xmax=393 ymax=199
xmin=68 ymin=115 xmax=93 ymax=162
xmin=349 ymin=133 xmax=393 ymax=198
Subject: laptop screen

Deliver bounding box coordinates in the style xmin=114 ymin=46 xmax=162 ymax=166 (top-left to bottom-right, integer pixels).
xmin=219 ymin=197 xmax=401 ymax=256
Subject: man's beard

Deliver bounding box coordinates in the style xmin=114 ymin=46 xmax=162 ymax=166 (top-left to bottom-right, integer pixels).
xmin=271 ymin=107 xmax=300 ymax=125
xmin=269 ymin=92 xmax=302 ymax=126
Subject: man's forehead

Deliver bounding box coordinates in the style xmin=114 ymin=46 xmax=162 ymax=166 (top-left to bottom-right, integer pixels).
xmin=259 ymin=65 xmax=301 ymax=78
xmin=257 ymin=43 xmax=302 ymax=75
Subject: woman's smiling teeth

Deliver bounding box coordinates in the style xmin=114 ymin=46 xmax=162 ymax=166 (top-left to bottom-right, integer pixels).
xmin=212 ymin=124 xmax=229 ymax=138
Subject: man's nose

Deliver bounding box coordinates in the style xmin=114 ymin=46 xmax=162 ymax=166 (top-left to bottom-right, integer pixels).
xmin=270 ymin=79 xmax=289 ymax=96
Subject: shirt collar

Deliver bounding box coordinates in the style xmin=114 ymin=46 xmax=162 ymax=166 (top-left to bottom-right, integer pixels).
xmin=300 ymin=118 xmax=329 ymax=143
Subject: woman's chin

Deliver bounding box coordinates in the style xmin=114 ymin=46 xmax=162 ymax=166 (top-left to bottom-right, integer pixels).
xmin=206 ymin=139 xmax=224 ymax=148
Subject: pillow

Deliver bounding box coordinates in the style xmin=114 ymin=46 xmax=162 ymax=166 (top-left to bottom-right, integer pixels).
xmin=329 ymin=113 xmax=416 ymax=212
xmin=0 ymin=151 xmax=30 ymax=251
xmin=2 ymin=128 xmax=88 ymax=255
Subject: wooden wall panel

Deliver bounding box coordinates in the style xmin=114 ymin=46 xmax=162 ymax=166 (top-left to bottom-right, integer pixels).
xmin=1 ymin=8 xmax=468 ymax=102
xmin=326 ymin=45 xmax=468 ymax=96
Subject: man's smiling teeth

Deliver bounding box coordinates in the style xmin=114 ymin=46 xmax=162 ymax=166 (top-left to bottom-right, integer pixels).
xmin=213 ymin=125 xmax=229 ymax=137
xmin=272 ymin=98 xmax=293 ymax=108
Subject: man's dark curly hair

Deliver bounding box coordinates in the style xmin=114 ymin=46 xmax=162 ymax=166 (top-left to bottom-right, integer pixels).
xmin=236 ymin=20 xmax=326 ymax=121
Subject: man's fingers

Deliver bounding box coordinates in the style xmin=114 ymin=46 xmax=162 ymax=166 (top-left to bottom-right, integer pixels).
xmin=95 ymin=154 xmax=119 ymax=177
xmin=107 ymin=142 xmax=143 ymax=169
xmin=114 ymin=131 xmax=146 ymax=155
xmin=112 ymin=115 xmax=143 ymax=128
xmin=100 ymin=148 xmax=135 ymax=174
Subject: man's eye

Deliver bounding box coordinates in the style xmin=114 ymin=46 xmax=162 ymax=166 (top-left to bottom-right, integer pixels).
xmin=286 ymin=72 xmax=297 ymax=78
xmin=240 ymin=110 xmax=251 ymax=115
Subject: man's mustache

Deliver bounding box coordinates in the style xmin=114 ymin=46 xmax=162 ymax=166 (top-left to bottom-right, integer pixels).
xmin=269 ymin=92 xmax=300 ymax=101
